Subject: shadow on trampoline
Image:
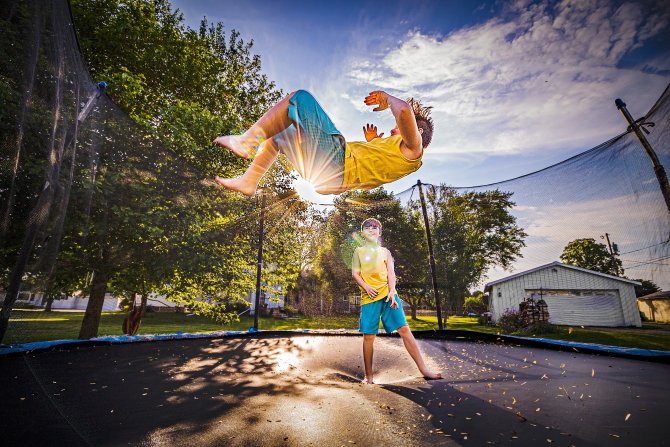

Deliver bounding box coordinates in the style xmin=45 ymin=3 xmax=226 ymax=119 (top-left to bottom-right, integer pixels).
xmin=380 ymin=382 xmax=600 ymax=446
xmin=1 ymin=334 xmax=669 ymax=446
xmin=1 ymin=336 xmax=343 ymax=446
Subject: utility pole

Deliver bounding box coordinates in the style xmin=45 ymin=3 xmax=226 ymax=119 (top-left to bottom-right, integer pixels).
xmin=601 ymin=233 xmax=620 ymax=276
xmin=615 ymin=98 xmax=670 ymax=215
xmin=253 ymin=189 xmax=267 ymax=332
xmin=417 ymin=180 xmax=444 ymax=330
xmin=602 ymin=233 xmax=614 ymax=256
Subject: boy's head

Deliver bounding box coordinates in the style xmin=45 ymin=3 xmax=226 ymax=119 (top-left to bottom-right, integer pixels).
xmin=361 ymin=218 xmax=382 ymax=233
xmin=407 ymin=98 xmax=434 ymax=149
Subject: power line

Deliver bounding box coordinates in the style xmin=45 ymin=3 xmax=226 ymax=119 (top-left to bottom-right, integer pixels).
xmin=622 ymin=256 xmax=670 ymax=268
xmin=619 ymin=240 xmax=670 ymax=255
xmin=621 ymin=255 xmax=670 ymax=264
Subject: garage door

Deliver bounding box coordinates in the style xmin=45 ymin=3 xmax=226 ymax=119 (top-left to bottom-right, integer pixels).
xmin=543 ymin=294 xmax=625 ymax=327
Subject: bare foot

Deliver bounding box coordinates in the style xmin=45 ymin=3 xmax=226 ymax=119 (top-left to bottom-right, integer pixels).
xmin=364 ymin=376 xmax=375 ymax=384
xmin=421 ymin=370 xmax=442 ymax=380
xmin=213 ymin=135 xmax=260 ymax=159
xmin=215 ymin=176 xmax=257 ymax=196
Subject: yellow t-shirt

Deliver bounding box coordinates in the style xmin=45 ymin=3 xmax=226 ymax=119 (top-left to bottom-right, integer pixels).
xmin=352 ymin=245 xmax=391 ymax=305
xmin=343 ymin=135 xmax=423 ymax=190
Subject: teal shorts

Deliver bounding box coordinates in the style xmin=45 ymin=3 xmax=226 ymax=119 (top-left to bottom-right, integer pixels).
xmin=274 ymin=90 xmax=346 ymax=192
xmin=359 ymin=295 xmax=408 ymax=334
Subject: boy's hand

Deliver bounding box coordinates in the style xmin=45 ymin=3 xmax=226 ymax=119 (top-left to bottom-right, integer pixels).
xmin=364 ymin=91 xmax=389 ymax=112
xmin=386 ymin=293 xmax=399 ymax=309
xmin=363 ymin=124 xmax=384 ymax=142
xmin=364 ymin=285 xmax=379 ymax=298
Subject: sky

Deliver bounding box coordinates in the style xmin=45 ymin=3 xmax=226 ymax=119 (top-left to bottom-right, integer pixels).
xmin=172 ymin=0 xmax=670 ymax=288
xmin=173 ymin=0 xmax=670 ymax=194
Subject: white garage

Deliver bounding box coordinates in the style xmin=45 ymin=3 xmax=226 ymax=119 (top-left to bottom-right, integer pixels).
xmin=484 ymin=262 xmax=641 ymax=327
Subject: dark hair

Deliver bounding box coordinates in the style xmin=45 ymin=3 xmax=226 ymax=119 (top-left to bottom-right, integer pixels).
xmin=407 ymin=98 xmax=434 ymax=148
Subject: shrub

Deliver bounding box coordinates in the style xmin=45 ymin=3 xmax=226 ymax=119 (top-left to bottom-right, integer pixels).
xmin=478 ymin=313 xmax=493 ymax=325
xmin=283 ymin=305 xmax=298 ymax=317
xmin=520 ymin=322 xmax=559 ymax=336
xmin=13 ymin=302 xmax=37 ymax=309
xmin=498 ymin=308 xmax=522 ymax=333
xmin=463 ymin=294 xmax=487 ymax=315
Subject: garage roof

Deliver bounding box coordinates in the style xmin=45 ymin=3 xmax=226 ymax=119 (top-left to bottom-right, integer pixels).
xmin=484 ymin=261 xmax=641 ymax=292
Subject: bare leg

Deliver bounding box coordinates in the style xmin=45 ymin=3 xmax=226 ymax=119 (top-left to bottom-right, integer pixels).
xmin=215 ymin=139 xmax=279 ymax=196
xmin=213 ymin=93 xmax=294 ymax=159
xmin=363 ymin=334 xmax=376 ymax=384
xmin=397 ymin=326 xmax=442 ymax=380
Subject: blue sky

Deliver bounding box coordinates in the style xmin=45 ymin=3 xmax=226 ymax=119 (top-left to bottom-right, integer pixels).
xmin=173 ymin=0 xmax=670 ymax=195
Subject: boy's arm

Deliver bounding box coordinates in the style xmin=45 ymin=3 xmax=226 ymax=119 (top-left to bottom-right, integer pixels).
xmin=352 ymin=249 xmax=379 ymax=298
xmin=385 ymin=249 xmax=399 ymax=309
xmin=364 ymin=91 xmax=422 ymax=155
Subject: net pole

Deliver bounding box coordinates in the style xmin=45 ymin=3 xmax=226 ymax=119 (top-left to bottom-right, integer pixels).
xmin=253 ymin=189 xmax=267 ymax=331
xmin=417 ymin=180 xmax=444 ymax=330
xmin=615 ymin=98 xmax=670 ymax=215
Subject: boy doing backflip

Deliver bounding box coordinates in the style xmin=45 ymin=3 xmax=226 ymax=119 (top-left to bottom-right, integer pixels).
xmin=213 ymin=90 xmax=433 ymax=195
xmin=352 ymin=218 xmax=442 ymax=384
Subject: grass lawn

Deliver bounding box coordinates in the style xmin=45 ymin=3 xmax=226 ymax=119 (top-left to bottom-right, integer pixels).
xmin=4 ymin=311 xmax=669 ymax=351
xmin=4 ymin=310 xmax=440 ymax=344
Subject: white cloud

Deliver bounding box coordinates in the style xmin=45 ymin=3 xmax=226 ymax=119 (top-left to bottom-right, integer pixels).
xmin=343 ymin=0 xmax=670 ymax=158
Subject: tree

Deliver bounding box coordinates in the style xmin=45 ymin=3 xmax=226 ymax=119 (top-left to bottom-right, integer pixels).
xmin=285 ymin=208 xmax=327 ymax=315
xmin=0 ymin=0 xmax=290 ymax=341
xmin=67 ymin=0 xmax=290 ymax=338
xmin=0 ymin=1 xmax=84 ymax=340
xmin=426 ymin=186 xmax=527 ymax=326
xmin=560 ymin=238 xmax=623 ymax=277
xmin=389 ymin=208 xmax=429 ymax=320
xmin=632 ymin=279 xmax=661 ymax=298
xmin=463 ymin=293 xmax=488 ymax=315
xmin=315 ymin=188 xmax=429 ymax=315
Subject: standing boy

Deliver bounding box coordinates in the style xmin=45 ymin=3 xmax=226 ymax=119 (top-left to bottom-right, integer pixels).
xmin=352 ymin=218 xmax=442 ymax=384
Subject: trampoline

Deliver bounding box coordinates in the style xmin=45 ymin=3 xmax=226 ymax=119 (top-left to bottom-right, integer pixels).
xmin=1 ymin=332 xmax=669 ymax=446
xmin=2 ymin=3 xmax=670 ymax=446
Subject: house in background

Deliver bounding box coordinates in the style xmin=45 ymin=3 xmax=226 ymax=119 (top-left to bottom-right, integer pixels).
xmin=1 ymin=288 xmax=182 ymax=312
xmin=247 ymin=283 xmax=285 ymax=315
xmin=0 ymin=289 xmax=122 ymax=311
xmin=485 ymin=262 xmax=641 ymax=327
xmin=638 ymin=290 xmax=670 ymax=323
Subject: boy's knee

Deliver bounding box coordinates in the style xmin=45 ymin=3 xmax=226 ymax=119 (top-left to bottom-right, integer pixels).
xmin=363 ymin=334 xmax=376 ymax=342
xmin=291 ymin=89 xmax=314 ymax=101
xmin=397 ymin=325 xmax=410 ymax=335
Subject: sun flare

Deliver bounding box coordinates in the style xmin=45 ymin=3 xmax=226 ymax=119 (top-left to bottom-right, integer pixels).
xmin=293 ymin=176 xmax=336 ymax=205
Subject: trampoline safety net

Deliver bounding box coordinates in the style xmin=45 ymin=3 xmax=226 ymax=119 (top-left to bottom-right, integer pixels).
xmin=1 ymin=0 xmax=669 ymax=345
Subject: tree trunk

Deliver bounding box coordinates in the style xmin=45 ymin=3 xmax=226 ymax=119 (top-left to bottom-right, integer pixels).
xmin=441 ymin=296 xmax=449 ymax=329
xmin=411 ymin=304 xmax=417 ymax=320
xmin=122 ymin=293 xmax=146 ymax=336
xmin=44 ymin=295 xmax=54 ymax=312
xmin=78 ymin=269 xmax=108 ymax=339
xmin=140 ymin=293 xmax=148 ymax=317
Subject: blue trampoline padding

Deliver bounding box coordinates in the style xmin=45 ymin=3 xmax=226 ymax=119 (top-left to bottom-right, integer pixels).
xmin=505 ymin=334 xmax=670 ymax=357
xmin=0 ymin=331 xmax=247 ymax=356
xmin=0 ymin=329 xmax=360 ymax=356
xmin=1 ymin=329 xmax=668 ymax=360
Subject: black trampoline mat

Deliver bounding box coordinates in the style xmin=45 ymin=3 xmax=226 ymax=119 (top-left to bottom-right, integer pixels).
xmin=1 ymin=334 xmax=668 ymax=446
